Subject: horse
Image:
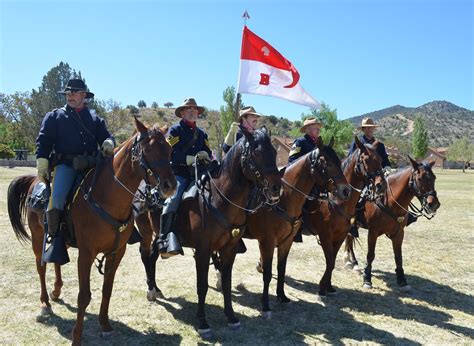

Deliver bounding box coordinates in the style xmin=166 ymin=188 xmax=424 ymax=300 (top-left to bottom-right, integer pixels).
xmin=7 ymin=117 xmax=177 ymax=345
xmin=303 ymin=136 xmax=387 ymax=297
xmin=343 ymin=157 xmax=440 ymax=290
xmin=134 ymin=127 xmax=282 ymax=338
xmin=242 ymin=136 xmax=350 ymax=318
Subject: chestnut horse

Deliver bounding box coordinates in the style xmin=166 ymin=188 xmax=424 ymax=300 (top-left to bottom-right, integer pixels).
xmin=7 ymin=117 xmax=176 ymax=345
xmin=243 ymin=137 xmax=350 ymax=317
xmin=135 ymin=127 xmax=282 ymax=338
xmin=343 ymin=157 xmax=440 ymax=290
xmin=303 ymin=136 xmax=387 ymax=297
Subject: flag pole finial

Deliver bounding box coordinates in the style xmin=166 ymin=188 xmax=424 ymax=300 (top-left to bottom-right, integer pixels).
xmin=242 ymin=10 xmax=250 ymax=25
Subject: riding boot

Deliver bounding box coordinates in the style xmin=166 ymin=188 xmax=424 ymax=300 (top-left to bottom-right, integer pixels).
xmin=293 ymin=229 xmax=303 ymax=243
xmin=406 ymin=213 xmax=418 ymax=227
xmin=235 ymin=239 xmax=247 ymax=254
xmin=158 ymin=212 xmax=183 ymax=259
xmin=127 ymin=226 xmax=143 ymax=245
xmin=43 ymin=209 xmax=69 ymax=265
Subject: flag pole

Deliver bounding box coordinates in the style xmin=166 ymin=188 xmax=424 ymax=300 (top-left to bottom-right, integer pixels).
xmin=236 ymin=11 xmax=250 ymax=121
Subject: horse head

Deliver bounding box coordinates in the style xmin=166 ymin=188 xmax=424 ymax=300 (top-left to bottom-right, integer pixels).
xmin=408 ymin=156 xmax=440 ymax=214
xmin=354 ymin=136 xmax=386 ymax=196
xmin=240 ymin=126 xmax=282 ymax=204
xmin=130 ymin=117 xmax=177 ymax=199
xmin=314 ymin=137 xmax=350 ymax=200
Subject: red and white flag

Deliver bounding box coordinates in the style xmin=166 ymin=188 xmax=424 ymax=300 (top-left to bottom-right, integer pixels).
xmin=237 ymin=26 xmax=320 ymax=109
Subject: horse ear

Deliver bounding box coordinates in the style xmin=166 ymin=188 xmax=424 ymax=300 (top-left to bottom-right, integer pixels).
xmin=328 ymin=136 xmax=334 ymax=148
xmin=428 ymin=159 xmax=436 ymax=168
xmin=160 ymin=124 xmax=169 ymax=135
xmin=355 ymin=136 xmax=367 ymax=154
xmin=134 ymin=115 xmax=148 ymax=133
xmin=316 ymin=136 xmax=324 ymax=150
xmin=408 ymin=155 xmax=419 ymax=169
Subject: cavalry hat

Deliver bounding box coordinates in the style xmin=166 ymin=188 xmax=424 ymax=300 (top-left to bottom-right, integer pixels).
xmin=358 ymin=117 xmax=379 ymax=129
xmin=300 ymin=117 xmax=322 ymax=133
xmin=58 ymin=79 xmax=94 ymax=99
xmin=238 ymin=106 xmax=262 ymax=121
xmin=175 ymin=98 xmax=205 ymax=117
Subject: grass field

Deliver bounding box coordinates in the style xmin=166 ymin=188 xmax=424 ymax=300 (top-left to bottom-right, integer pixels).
xmin=0 ymin=167 xmax=473 ymax=345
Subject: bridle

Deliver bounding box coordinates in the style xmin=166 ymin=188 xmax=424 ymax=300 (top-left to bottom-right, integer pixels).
xmin=352 ymin=148 xmax=385 ymax=200
xmin=407 ymin=163 xmax=437 ymax=218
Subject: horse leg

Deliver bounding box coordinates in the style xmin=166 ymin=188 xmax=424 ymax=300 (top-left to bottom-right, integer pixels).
xmin=219 ymin=250 xmax=241 ymax=330
xmin=392 ymin=229 xmax=410 ymax=291
xmin=258 ymin=239 xmax=275 ymax=317
xmin=31 ymin=223 xmax=53 ymax=317
xmin=343 ymin=234 xmax=359 ymax=269
xmin=276 ymin=239 xmax=292 ymax=304
xmin=71 ymin=250 xmax=94 ymax=346
xmin=99 ymin=246 xmax=127 ymax=337
xmin=141 ymin=238 xmax=162 ymax=300
xmin=195 ymin=246 xmax=212 ymax=338
xmin=318 ymin=233 xmax=335 ymax=297
xmin=50 ymin=264 xmax=63 ymax=301
xmin=363 ymin=230 xmax=378 ymax=289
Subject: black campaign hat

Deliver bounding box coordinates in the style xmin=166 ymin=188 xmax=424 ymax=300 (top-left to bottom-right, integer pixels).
xmin=58 ymin=79 xmax=94 ymax=99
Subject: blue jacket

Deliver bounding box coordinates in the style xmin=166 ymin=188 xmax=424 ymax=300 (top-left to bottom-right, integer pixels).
xmin=35 ymin=105 xmax=113 ymax=162
xmin=288 ymin=134 xmax=316 ymax=164
xmin=166 ymin=119 xmax=212 ymax=178
xmin=348 ymin=135 xmax=391 ymax=168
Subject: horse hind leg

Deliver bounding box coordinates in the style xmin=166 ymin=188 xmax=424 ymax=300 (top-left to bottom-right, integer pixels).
xmin=392 ymin=230 xmax=411 ymax=291
xmin=142 ymin=237 xmax=163 ymax=301
xmin=218 ymin=250 xmax=241 ymax=330
xmin=194 ymin=246 xmax=213 ymax=338
xmin=49 ymin=263 xmax=63 ymax=301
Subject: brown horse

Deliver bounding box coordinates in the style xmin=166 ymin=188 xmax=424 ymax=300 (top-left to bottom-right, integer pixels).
xmin=304 ymin=136 xmax=387 ymax=297
xmin=7 ymin=117 xmax=176 ymax=345
xmin=243 ymin=137 xmax=350 ymax=317
xmin=343 ymin=157 xmax=440 ymax=290
xmin=135 ymin=127 xmax=282 ymax=338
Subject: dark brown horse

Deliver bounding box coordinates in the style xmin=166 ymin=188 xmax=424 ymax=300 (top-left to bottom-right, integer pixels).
xmin=7 ymin=117 xmax=176 ymax=345
xmin=304 ymin=136 xmax=387 ymax=297
xmin=242 ymin=137 xmax=350 ymax=317
xmin=135 ymin=127 xmax=282 ymax=338
xmin=343 ymin=157 xmax=440 ymax=290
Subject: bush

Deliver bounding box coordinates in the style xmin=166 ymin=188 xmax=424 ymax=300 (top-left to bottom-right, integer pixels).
xmin=0 ymin=144 xmax=15 ymax=159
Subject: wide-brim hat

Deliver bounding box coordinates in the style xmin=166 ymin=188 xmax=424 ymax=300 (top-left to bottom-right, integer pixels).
xmin=58 ymin=79 xmax=94 ymax=99
xmin=358 ymin=117 xmax=379 ymax=129
xmin=175 ymin=98 xmax=205 ymax=117
xmin=300 ymin=117 xmax=322 ymax=133
xmin=238 ymin=106 xmax=262 ymax=121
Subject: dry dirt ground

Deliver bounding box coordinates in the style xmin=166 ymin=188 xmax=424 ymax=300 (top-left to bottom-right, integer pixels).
xmin=0 ymin=167 xmax=473 ymax=345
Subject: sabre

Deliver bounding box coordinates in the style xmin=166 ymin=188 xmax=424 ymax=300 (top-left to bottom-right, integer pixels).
xmin=40 ymin=181 xmax=51 ymax=266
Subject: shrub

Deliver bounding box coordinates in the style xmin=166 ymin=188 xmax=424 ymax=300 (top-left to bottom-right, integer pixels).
xmin=0 ymin=144 xmax=15 ymax=159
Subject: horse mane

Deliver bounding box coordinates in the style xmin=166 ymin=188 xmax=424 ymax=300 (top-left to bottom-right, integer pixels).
xmin=321 ymin=144 xmax=342 ymax=167
xmin=342 ymin=148 xmax=358 ymax=172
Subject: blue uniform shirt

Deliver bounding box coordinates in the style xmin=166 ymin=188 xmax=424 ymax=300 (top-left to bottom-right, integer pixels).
xmin=35 ymin=105 xmax=113 ymax=161
xmin=348 ymin=135 xmax=391 ymax=168
xmin=288 ymin=134 xmax=316 ymax=164
xmin=166 ymin=119 xmax=212 ymax=178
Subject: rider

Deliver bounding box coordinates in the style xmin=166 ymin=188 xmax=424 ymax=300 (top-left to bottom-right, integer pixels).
xmin=288 ymin=117 xmax=322 ymax=164
xmin=222 ymin=106 xmax=261 ymax=154
xmin=288 ymin=118 xmax=323 ymax=242
xmin=36 ymin=79 xmax=115 ymax=264
xmin=158 ymin=98 xmax=212 ymax=258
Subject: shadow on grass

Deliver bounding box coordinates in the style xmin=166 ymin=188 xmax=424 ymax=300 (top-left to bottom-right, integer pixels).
xmin=40 ymin=298 xmax=182 ymax=344
xmin=282 ymin=271 xmax=474 ymax=340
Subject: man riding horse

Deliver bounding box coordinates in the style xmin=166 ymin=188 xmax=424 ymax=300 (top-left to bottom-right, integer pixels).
xmin=35 ymin=79 xmax=115 ymax=264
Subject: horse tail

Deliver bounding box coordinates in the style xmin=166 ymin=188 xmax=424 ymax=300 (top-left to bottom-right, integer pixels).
xmin=7 ymin=174 xmax=36 ymax=243
xmin=344 ymin=233 xmax=355 ymax=253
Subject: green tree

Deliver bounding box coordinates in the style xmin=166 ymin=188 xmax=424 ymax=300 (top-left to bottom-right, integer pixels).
xmin=448 ymin=137 xmax=473 ymax=172
xmin=127 ymin=105 xmax=139 ymax=115
xmin=137 ymin=100 xmax=147 ymax=108
xmin=219 ymin=86 xmax=244 ymax=135
xmin=294 ymin=103 xmax=354 ymax=157
xmin=151 ymin=101 xmax=159 ymax=109
xmin=412 ymin=115 xmax=428 ymax=159
xmin=0 ymin=143 xmax=15 ymax=159
xmin=164 ymin=102 xmax=174 ymax=108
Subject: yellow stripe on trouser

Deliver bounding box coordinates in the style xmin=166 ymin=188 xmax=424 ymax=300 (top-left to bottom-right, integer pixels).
xmin=47 ymin=166 xmax=57 ymax=209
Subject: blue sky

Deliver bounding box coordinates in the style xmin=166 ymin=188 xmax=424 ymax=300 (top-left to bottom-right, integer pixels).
xmin=1 ymin=0 xmax=472 ymax=121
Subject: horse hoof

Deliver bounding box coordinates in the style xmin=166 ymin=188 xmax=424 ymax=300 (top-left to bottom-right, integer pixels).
xmin=49 ymin=290 xmax=60 ymax=301
xmin=399 ymin=285 xmax=412 ymax=292
xmin=197 ymin=328 xmax=213 ymax=339
xmin=256 ymin=262 xmax=263 ymax=273
xmin=277 ymin=296 xmax=290 ymax=304
xmin=261 ymin=311 xmax=272 ymax=320
xmin=363 ymin=282 xmax=373 ymax=289
xmin=147 ymin=288 xmax=163 ymax=301
xmin=315 ymin=295 xmax=327 ymax=306
xmin=101 ymin=330 xmax=116 ymax=339
xmin=353 ymin=264 xmax=363 ymax=273
xmin=228 ymin=321 xmax=242 ymax=331
xmin=215 ymin=272 xmax=222 ymax=291
xmin=36 ymin=306 xmax=53 ymax=321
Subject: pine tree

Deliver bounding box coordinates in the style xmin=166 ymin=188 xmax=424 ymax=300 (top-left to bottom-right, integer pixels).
xmin=412 ymin=115 xmax=428 ymax=159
